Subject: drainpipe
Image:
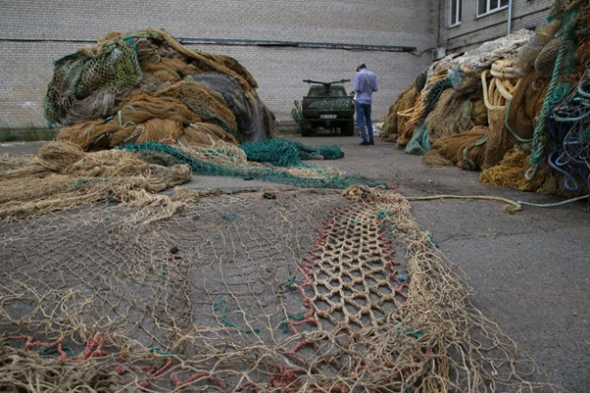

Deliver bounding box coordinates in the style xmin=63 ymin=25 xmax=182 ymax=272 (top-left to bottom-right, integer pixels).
xmin=507 ymin=0 xmax=513 ymax=34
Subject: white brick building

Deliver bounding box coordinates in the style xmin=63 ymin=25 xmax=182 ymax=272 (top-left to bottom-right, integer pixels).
xmin=0 ymin=1 xmax=551 ymax=130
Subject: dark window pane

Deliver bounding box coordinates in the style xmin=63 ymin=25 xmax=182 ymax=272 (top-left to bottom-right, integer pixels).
xmin=478 ymin=0 xmax=487 ymax=15
xmin=490 ymin=0 xmax=499 ymax=10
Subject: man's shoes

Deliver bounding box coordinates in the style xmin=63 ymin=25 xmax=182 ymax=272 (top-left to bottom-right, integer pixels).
xmin=359 ymin=141 xmax=370 ymax=146
xmin=369 ymin=140 xmax=374 ymax=145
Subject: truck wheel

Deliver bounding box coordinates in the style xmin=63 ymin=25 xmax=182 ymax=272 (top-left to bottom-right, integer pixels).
xmin=344 ymin=118 xmax=355 ymax=136
xmin=301 ymin=121 xmax=312 ymax=136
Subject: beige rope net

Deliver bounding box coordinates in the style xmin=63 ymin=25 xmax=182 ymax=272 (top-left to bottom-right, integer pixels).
xmin=0 ymin=184 xmax=565 ymax=392
xmin=480 ymin=60 xmax=523 ymax=169
xmin=45 ymin=29 xmax=275 ymax=149
xmin=380 ymin=85 xmax=420 ymax=143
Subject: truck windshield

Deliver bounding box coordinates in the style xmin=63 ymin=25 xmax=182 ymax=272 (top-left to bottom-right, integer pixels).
xmin=309 ymin=86 xmax=346 ymax=97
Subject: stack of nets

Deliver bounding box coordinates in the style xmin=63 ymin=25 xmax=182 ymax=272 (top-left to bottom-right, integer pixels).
xmin=482 ymin=0 xmax=589 ymax=196
xmin=44 ymin=29 xmax=275 ymax=149
xmin=380 ymin=71 xmax=425 ymax=142
xmin=0 ymin=186 xmax=567 ymax=392
xmin=384 ymin=1 xmax=590 ymax=197
xmin=393 ymin=70 xmax=450 ymax=149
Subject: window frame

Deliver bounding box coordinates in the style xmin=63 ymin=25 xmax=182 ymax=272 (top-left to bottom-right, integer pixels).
xmin=449 ymin=0 xmax=462 ymax=27
xmin=476 ymin=0 xmax=510 ymax=17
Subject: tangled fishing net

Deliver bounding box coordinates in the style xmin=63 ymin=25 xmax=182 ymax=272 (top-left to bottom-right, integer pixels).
xmin=0 ymin=185 xmax=566 ymax=392
xmin=0 ymin=138 xmax=385 ymax=223
xmin=44 ymin=29 xmax=275 ymax=148
xmin=0 ymin=141 xmax=191 ymax=222
xmin=382 ymin=0 xmax=590 ymax=198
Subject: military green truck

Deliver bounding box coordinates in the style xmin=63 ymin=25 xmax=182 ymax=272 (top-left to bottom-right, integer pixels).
xmin=300 ymin=79 xmax=355 ymax=136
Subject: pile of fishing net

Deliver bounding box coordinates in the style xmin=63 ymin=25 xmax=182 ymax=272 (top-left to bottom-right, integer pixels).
xmin=0 ymin=139 xmax=383 ymax=222
xmin=44 ymin=29 xmax=275 ymax=149
xmin=0 ymin=186 xmax=567 ymax=392
xmin=381 ymin=0 xmax=590 ymax=197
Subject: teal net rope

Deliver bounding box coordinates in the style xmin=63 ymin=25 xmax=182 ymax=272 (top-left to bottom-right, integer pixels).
xmin=239 ymin=138 xmax=345 ymax=167
xmin=117 ymin=142 xmax=381 ymax=189
xmin=527 ymin=7 xmax=579 ymax=180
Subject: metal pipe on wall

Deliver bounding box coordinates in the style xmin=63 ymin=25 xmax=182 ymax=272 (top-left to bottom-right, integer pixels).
xmin=507 ymin=0 xmax=513 ymax=34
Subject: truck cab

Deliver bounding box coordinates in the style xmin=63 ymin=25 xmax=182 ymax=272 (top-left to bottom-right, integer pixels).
xmin=300 ymin=79 xmax=355 ymax=136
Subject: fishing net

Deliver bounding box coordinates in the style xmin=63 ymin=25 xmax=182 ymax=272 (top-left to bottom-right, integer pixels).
xmin=480 ymin=147 xmax=547 ymax=191
xmin=121 ymin=142 xmax=379 ymax=190
xmin=380 ymin=85 xmax=419 ymax=142
xmin=479 ymin=146 xmax=583 ymax=197
xmin=480 ymin=60 xmax=523 ymax=170
xmin=505 ymin=71 xmax=551 ymax=145
xmin=421 ymin=78 xmax=453 ymax=120
xmin=0 ymin=141 xmax=191 ymax=222
xmin=0 ymin=186 xmax=566 ymax=392
xmin=239 ymin=139 xmax=345 ymax=167
xmin=404 ymin=121 xmax=430 ymax=156
xmin=544 ymin=72 xmax=590 ymax=195
xmin=0 ymin=138 xmax=372 ymax=222
xmin=395 ymin=71 xmax=449 ymax=149
xmin=430 ymin=29 xmax=533 ymax=77
xmin=44 ymin=29 xmax=273 ymax=148
xmin=422 ymin=126 xmax=487 ymax=170
xmin=425 ymin=90 xmax=473 ymax=143
xmin=395 ymin=99 xmax=425 ymax=149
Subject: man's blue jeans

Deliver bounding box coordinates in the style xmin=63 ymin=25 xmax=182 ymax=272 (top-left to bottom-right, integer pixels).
xmin=356 ymin=103 xmax=374 ymax=142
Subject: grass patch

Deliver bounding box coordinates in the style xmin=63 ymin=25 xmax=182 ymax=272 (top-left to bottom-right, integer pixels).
xmin=0 ymin=128 xmax=57 ymax=143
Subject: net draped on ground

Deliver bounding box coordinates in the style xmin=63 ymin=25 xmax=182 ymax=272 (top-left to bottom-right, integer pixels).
xmin=0 ymin=187 xmax=564 ymax=392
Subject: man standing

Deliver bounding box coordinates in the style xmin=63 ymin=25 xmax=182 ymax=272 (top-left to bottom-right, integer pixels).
xmin=353 ymin=63 xmax=378 ymax=145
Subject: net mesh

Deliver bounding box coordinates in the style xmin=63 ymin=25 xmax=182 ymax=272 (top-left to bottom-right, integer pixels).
xmin=422 ymin=126 xmax=487 ymax=170
xmin=0 ymin=187 xmax=565 ymax=392
xmin=0 ymin=139 xmax=375 ymax=223
xmin=44 ymin=29 xmax=273 ymax=147
xmin=379 ymin=85 xmax=419 ymax=142
xmin=385 ymin=13 xmax=589 ymax=197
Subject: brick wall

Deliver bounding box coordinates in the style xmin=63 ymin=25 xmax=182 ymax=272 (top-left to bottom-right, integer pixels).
xmin=439 ymin=0 xmax=552 ymax=52
xmin=0 ymin=0 xmax=437 ymax=129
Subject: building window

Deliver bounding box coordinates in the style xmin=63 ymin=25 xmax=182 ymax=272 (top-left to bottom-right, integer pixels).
xmin=450 ymin=0 xmax=462 ymax=26
xmin=477 ymin=0 xmax=509 ymax=16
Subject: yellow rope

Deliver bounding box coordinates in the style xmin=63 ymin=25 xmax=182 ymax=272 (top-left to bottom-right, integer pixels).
xmin=406 ymin=194 xmax=523 ymax=213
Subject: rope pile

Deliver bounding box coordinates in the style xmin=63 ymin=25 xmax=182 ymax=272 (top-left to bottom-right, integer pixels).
xmin=383 ymin=0 xmax=590 ymax=198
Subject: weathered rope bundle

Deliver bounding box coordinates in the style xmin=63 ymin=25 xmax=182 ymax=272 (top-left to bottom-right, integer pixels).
xmin=0 ymin=187 xmax=565 ymax=392
xmin=480 ymin=59 xmax=523 ymax=169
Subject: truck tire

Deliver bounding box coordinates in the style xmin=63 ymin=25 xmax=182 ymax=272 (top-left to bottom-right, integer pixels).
xmin=344 ymin=118 xmax=355 ymax=136
xmin=301 ymin=120 xmax=312 ymax=136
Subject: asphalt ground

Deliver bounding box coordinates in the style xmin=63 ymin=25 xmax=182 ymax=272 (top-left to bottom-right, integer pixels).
xmin=1 ymin=134 xmax=588 ymax=392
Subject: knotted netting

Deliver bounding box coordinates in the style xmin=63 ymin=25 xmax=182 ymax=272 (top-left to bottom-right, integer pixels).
xmin=44 ymin=29 xmax=275 ymax=148
xmin=0 ymin=186 xmax=565 ymax=392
